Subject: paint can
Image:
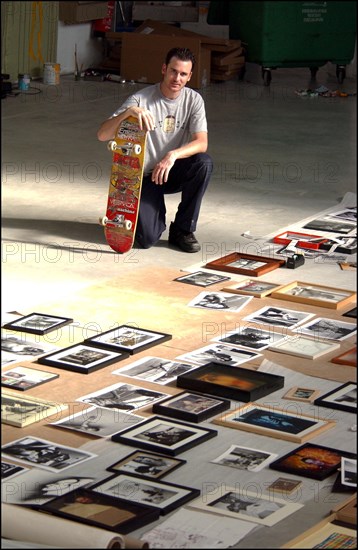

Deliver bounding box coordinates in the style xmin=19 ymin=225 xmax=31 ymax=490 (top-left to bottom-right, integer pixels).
xmin=43 ymin=62 xmax=61 ymax=85
xmin=18 ymin=74 xmax=30 ymax=91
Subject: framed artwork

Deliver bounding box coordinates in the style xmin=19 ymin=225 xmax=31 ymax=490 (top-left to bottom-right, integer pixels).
xmin=176 ymin=363 xmax=285 ymax=402
xmin=2 ymin=313 xmax=73 ymax=335
xmin=187 ymin=291 xmax=253 ymax=312
xmin=212 ymin=326 xmax=285 ymax=351
xmin=1 ymin=366 xmax=59 ymax=391
xmin=266 ymin=477 xmax=302 ymax=494
xmin=111 ymin=416 xmax=217 ymax=457
xmin=107 ymin=451 xmax=186 ymax=480
xmin=321 ymin=236 xmax=357 ymax=255
xmin=332 ymin=494 xmax=357 ymax=526
xmin=211 ymin=444 xmax=278 ymax=472
xmin=281 ymin=516 xmax=357 ymax=548
xmin=283 ymin=386 xmax=321 ymax=403
xmin=1 ymin=332 xmax=58 ymax=359
xmin=303 ymin=216 xmax=355 ymax=234
xmin=268 ymin=335 xmax=340 ymax=359
xmin=331 ymin=347 xmax=357 ymax=367
xmin=77 ymin=382 xmax=169 ymax=412
xmin=342 ymin=306 xmax=357 ymax=318
xmin=293 ymin=317 xmax=356 ymax=341
xmin=152 ymin=391 xmax=231 ymax=423
xmin=42 ymin=488 xmax=160 ymax=534
xmin=270 ymin=281 xmax=356 ymax=310
xmin=269 ymin=443 xmax=357 ymax=480
xmin=213 ymin=403 xmax=335 ymax=443
xmin=84 ymin=325 xmax=172 ymax=354
xmin=91 ymin=473 xmax=200 ymax=515
xmin=272 ymin=231 xmax=328 ymax=250
xmin=176 ymin=343 xmax=262 ymax=368
xmin=187 ymin=487 xmax=303 ymax=526
xmin=204 ymin=252 xmax=285 ymax=277
xmin=222 ymin=278 xmax=285 ymax=298
xmin=174 ymin=271 xmax=231 ymax=287
xmin=314 ymin=382 xmax=357 ymax=414
xmin=341 ymin=457 xmax=357 ymax=488
xmin=1 ymin=390 xmax=68 ymax=428
xmin=112 ymin=356 xmax=198 ymax=385
xmin=243 ymin=305 xmax=314 ymax=330
xmin=37 ymin=344 xmax=128 ymax=374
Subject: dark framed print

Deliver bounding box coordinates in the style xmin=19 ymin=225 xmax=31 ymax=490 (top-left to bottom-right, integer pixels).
xmin=111 ymin=416 xmax=217 ymax=456
xmin=314 ymin=382 xmax=357 ymax=414
xmin=204 ymin=252 xmax=285 ymax=277
xmin=152 ymin=391 xmax=231 ymax=423
xmin=271 ymin=281 xmax=356 ymax=310
xmin=303 ymin=216 xmax=355 ymax=234
xmin=331 ymin=347 xmax=357 ymax=367
xmin=343 ymin=306 xmax=357 ymax=319
xmin=1 ymin=366 xmax=59 ymax=391
xmin=174 ymin=271 xmax=231 ymax=287
xmin=41 ymin=488 xmax=160 ymax=534
xmin=2 ymin=313 xmax=73 ymax=335
xmin=84 ymin=325 xmax=172 ymax=354
xmin=222 ymin=279 xmax=285 ymax=298
xmin=213 ymin=403 xmax=335 ymax=443
xmin=269 ymin=443 xmax=357 ymax=480
xmin=37 ymin=344 xmax=128 ymax=374
xmin=91 ymin=473 xmax=200 ymax=515
xmin=176 ymin=362 xmax=285 ymax=402
xmin=107 ymin=451 xmax=186 ymax=480
xmin=1 ymin=461 xmax=28 ymax=481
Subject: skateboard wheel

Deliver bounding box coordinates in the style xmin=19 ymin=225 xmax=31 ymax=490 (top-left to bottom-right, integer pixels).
xmin=99 ymin=216 xmax=108 ymax=226
xmin=125 ymin=220 xmax=133 ymax=230
xmin=108 ymin=141 xmax=117 ymax=152
xmin=134 ymin=144 xmax=142 ymax=155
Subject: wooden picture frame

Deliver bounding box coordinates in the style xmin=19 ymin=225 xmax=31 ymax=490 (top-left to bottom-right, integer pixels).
xmin=204 ymin=252 xmax=285 ymax=277
xmin=176 ymin=362 xmax=285 ymax=402
xmin=107 ymin=451 xmax=186 ymax=480
xmin=331 ymin=347 xmax=357 ymax=367
xmin=314 ymin=382 xmax=356 ymax=414
xmin=84 ymin=325 xmax=172 ymax=355
xmin=222 ymin=278 xmax=285 ymax=298
xmin=1 ymin=390 xmax=68 ymax=428
xmin=1 ymin=366 xmax=59 ymax=391
xmin=2 ymin=313 xmax=73 ymax=335
xmin=268 ymin=336 xmax=340 ymax=360
xmin=283 ymin=386 xmax=321 ymax=403
xmin=271 ymin=281 xmax=356 ymax=310
xmin=152 ymin=391 xmax=231 ymax=423
xmin=111 ymin=416 xmax=217 ymax=457
xmin=213 ymin=403 xmax=335 ymax=443
xmin=332 ymin=494 xmax=357 ymax=526
xmin=37 ymin=344 xmax=129 ymax=374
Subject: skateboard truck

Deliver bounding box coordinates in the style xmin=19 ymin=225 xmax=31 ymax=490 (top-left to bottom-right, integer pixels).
xmin=107 ymin=141 xmax=142 ymax=155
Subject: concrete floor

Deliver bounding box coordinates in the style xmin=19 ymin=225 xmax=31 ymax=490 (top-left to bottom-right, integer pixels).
xmin=2 ymin=62 xmax=357 ymax=315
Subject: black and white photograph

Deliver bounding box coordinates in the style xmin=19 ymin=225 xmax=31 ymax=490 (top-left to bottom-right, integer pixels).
xmin=152 ymin=391 xmax=230 ymax=423
xmin=283 ymin=386 xmax=321 ymax=403
xmin=268 ymin=335 xmax=340 ymax=360
xmin=271 ymin=281 xmax=356 ymax=310
xmin=343 ymin=306 xmax=357 ymax=319
xmin=293 ymin=317 xmax=357 ymax=341
xmin=314 ymin=382 xmax=357 ymax=413
xmin=84 ymin=325 xmax=172 ymax=354
xmin=1 ymin=332 xmax=58 ymax=359
xmin=2 ymin=313 xmax=73 ymax=335
xmin=108 ymin=451 xmax=186 ymax=480
xmin=211 ymin=444 xmax=278 ymax=472
xmin=222 ymin=279 xmax=283 ymax=298
xmin=91 ymin=473 xmax=200 ymax=514
xmin=174 ymin=271 xmax=231 ymax=287
xmin=212 ymin=326 xmax=285 ymax=351
xmin=1 ymin=436 xmax=96 ymax=472
xmin=1 ymin=365 xmax=59 ymax=391
xmin=37 ymin=343 xmax=128 ymax=374
xmin=1 ymin=460 xmax=28 ymax=481
xmin=328 ymin=207 xmax=356 ymax=223
xmin=2 ymin=391 xmax=68 ymax=428
xmin=176 ymin=343 xmax=261 ymax=367
xmin=51 ymin=406 xmax=145 ymax=437
xmin=341 ymin=457 xmax=357 ymax=487
xmin=112 ymin=356 xmax=198 ymax=385
xmin=187 ymin=291 xmax=253 ymax=312
xmin=304 ymin=216 xmax=356 ymax=234
xmin=77 ymin=382 xmax=169 ymax=411
xmin=243 ymin=306 xmax=314 ymax=329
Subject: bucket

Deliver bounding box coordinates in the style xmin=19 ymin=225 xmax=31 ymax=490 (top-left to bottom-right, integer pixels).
xmin=43 ymin=62 xmax=60 ymax=85
xmin=18 ymin=74 xmax=30 ymax=91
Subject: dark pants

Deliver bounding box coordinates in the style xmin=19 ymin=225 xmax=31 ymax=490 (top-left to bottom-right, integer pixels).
xmin=135 ymin=153 xmax=213 ymax=248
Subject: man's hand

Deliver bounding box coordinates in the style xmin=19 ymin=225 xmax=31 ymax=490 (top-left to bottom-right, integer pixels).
xmin=129 ymin=107 xmax=156 ymax=131
xmin=151 ymin=152 xmax=177 ymax=185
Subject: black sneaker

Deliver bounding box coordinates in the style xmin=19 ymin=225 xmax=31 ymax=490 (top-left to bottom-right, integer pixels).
xmin=168 ymin=223 xmax=201 ymax=253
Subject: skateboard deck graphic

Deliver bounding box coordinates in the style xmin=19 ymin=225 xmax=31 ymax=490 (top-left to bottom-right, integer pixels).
xmin=100 ymin=116 xmax=147 ymax=253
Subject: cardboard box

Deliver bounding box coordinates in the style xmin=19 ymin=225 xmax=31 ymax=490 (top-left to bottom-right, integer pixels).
xmin=59 ymin=2 xmax=108 ymax=24
xmin=132 ymin=2 xmax=198 ymax=22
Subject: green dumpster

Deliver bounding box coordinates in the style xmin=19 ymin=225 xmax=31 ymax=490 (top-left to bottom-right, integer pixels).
xmin=208 ymin=1 xmax=357 ymax=85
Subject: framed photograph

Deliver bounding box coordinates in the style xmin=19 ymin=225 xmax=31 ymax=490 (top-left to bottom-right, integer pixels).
xmin=211 ymin=444 xmax=278 ymax=472
xmin=1 ymin=332 xmax=58 ymax=359
xmin=341 ymin=457 xmax=357 ymax=488
xmin=2 ymin=313 xmax=73 ymax=335
xmin=1 ymin=461 xmax=28 ymax=481
xmin=283 ymin=386 xmax=321 ymax=403
xmin=1 ymin=390 xmax=68 ymax=428
xmin=111 ymin=416 xmax=217 ymax=457
xmin=187 ymin=487 xmax=303 ymax=526
xmin=187 ymin=291 xmax=253 ymax=312
xmin=343 ymin=306 xmax=357 ymax=318
xmin=112 ymin=356 xmax=198 ymax=385
xmin=269 ymin=443 xmax=357 ymax=480
xmin=1 ymin=436 xmax=96 ymax=472
xmin=174 ymin=271 xmax=231 ymax=287
xmin=243 ymin=305 xmax=314 ymax=330
xmin=1 ymin=365 xmax=59 ymax=391
xmin=212 ymin=326 xmax=286 ymax=351
xmin=204 ymin=252 xmax=285 ymax=277
xmin=270 ymin=281 xmax=356 ymax=310
xmin=152 ymin=391 xmax=231 ymax=423
xmin=303 ymin=216 xmax=355 ymax=234
xmin=42 ymin=488 xmax=160 ymax=534
xmin=272 ymin=231 xmax=328 ymax=250
xmin=321 ymin=236 xmax=357 ymax=254
xmin=222 ymin=278 xmax=285 ymax=298
xmin=282 ymin=517 xmax=356 ymax=548
xmin=107 ymin=451 xmax=186 ymax=480
xmin=176 ymin=343 xmax=262 ymax=367
xmin=84 ymin=325 xmax=172 ymax=355
xmin=314 ymin=382 xmax=356 ymax=414
xmin=331 ymin=347 xmax=357 ymax=367
xmin=293 ymin=317 xmax=357 ymax=341
xmin=213 ymin=403 xmax=335 ymax=443
xmin=77 ymin=382 xmax=169 ymax=412
xmin=268 ymin=336 xmax=340 ymax=360
xmin=91 ymin=473 xmax=200 ymax=515
xmin=333 ymin=494 xmax=357 ymax=526
xmin=266 ymin=477 xmax=302 ymax=494
xmin=37 ymin=344 xmax=129 ymax=374
xmin=177 ymin=363 xmax=284 ymax=403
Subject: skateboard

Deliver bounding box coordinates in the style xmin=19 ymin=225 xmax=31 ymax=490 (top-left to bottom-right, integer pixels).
xmin=100 ymin=116 xmax=147 ymax=253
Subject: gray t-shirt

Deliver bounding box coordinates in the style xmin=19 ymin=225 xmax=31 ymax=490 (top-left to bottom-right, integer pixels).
xmin=112 ymin=84 xmax=208 ymax=174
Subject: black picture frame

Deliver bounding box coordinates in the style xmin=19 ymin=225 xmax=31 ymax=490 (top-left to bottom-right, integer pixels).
xmin=269 ymin=443 xmax=357 ymax=481
xmin=152 ymin=391 xmax=231 ymax=423
xmin=37 ymin=344 xmax=129 ymax=374
xmin=314 ymin=382 xmax=357 ymax=414
xmin=343 ymin=306 xmax=357 ymax=319
xmin=84 ymin=325 xmax=172 ymax=355
xmin=107 ymin=450 xmax=186 ymax=480
xmin=176 ymin=362 xmax=284 ymax=402
xmin=2 ymin=313 xmax=73 ymax=335
xmin=111 ymin=416 xmax=217 ymax=456
xmin=1 ymin=366 xmax=59 ymax=391
xmin=41 ymin=488 xmax=160 ymax=534
xmin=90 ymin=473 xmax=200 ymax=515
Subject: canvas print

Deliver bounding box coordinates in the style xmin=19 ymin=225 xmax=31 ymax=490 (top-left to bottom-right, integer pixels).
xmin=176 ymin=343 xmax=261 ymax=367
xmin=84 ymin=325 xmax=172 ymax=354
xmin=112 ymin=356 xmax=198 ymax=385
xmin=37 ymin=344 xmax=128 ymax=374
xmin=2 ymin=313 xmax=73 ymax=335
xmin=243 ymin=306 xmax=314 ymax=329
xmin=293 ymin=317 xmax=356 ymax=341
xmin=187 ymin=291 xmax=253 ymax=312
xmin=1 ymin=365 xmax=59 ymax=391
xmin=174 ymin=271 xmax=230 ymax=287
xmin=77 ymin=382 xmax=169 ymax=412
xmin=211 ymin=444 xmax=278 ymax=472
xmin=213 ymin=326 xmax=285 ymax=351
xmin=108 ymin=451 xmax=186 ymax=480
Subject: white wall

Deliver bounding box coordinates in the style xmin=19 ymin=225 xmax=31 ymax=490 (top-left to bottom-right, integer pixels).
xmin=57 ymin=21 xmax=104 ymax=75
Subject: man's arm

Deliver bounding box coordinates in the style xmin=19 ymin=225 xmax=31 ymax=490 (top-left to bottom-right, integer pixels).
xmin=97 ymin=106 xmax=155 ymax=141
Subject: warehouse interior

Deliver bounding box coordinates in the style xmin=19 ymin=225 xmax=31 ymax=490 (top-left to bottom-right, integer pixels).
xmin=1 ymin=2 xmax=357 ymax=549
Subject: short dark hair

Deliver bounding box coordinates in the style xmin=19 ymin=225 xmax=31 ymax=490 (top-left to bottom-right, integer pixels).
xmin=165 ymin=47 xmax=196 ymax=71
